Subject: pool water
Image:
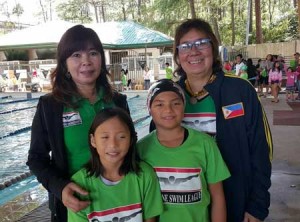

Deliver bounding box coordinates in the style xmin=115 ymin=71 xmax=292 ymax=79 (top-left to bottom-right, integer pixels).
xmin=0 ymin=92 xmax=150 ymax=206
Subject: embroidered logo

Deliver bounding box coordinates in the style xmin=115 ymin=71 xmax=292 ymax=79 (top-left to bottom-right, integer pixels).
xmin=62 ymin=111 xmax=82 ymax=127
xmin=222 ymin=102 xmax=245 ymax=119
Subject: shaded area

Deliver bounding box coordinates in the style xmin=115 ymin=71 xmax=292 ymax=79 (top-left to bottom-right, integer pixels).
xmin=273 ymin=102 xmax=300 ymax=126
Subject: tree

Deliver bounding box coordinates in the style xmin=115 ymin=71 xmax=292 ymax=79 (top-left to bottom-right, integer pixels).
xmin=188 ymin=0 xmax=196 ymax=19
xmin=12 ymin=3 xmax=24 ymax=28
xmin=56 ymin=0 xmax=93 ymax=23
xmin=298 ymin=0 xmax=300 ymax=38
xmin=230 ymin=1 xmax=235 ymax=46
xmin=255 ymin=0 xmax=263 ymax=43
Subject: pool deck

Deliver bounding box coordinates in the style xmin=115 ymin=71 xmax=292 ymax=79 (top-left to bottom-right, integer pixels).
xmin=0 ymin=91 xmax=300 ymax=221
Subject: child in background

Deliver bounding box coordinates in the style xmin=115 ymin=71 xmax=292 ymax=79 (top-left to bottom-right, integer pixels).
xmin=239 ymin=64 xmax=248 ymax=80
xmin=165 ymin=62 xmax=173 ymax=80
xmin=223 ymin=61 xmax=232 ymax=74
xmin=268 ymin=61 xmax=282 ymax=103
xmin=121 ymin=69 xmax=127 ymax=91
xmin=137 ymin=79 xmax=230 ymax=222
xmin=296 ymin=65 xmax=300 ymax=100
xmin=68 ymin=107 xmax=163 ymax=222
xmin=285 ymin=67 xmax=299 ymax=101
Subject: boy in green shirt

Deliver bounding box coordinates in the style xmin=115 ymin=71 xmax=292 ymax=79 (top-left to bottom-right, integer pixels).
xmin=137 ymin=79 xmax=230 ymax=222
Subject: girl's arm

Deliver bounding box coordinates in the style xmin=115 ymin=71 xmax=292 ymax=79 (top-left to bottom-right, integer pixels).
xmin=208 ymin=182 xmax=226 ymax=222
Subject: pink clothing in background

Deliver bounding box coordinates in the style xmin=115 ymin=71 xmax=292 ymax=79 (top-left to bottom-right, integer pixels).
xmin=268 ymin=70 xmax=282 ymax=83
xmin=286 ymin=71 xmax=299 ymax=87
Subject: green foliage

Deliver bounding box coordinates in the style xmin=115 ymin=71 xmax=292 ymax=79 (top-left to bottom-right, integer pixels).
xmin=4 ymin=50 xmax=28 ymax=61
xmin=56 ymin=0 xmax=93 ymax=23
xmin=262 ymin=11 xmax=298 ymax=42
xmin=2 ymin=0 xmax=297 ymax=45
xmin=12 ymin=3 xmax=24 ymax=17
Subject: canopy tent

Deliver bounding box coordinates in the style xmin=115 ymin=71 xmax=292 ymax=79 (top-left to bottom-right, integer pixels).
xmin=0 ymin=20 xmax=173 ymax=50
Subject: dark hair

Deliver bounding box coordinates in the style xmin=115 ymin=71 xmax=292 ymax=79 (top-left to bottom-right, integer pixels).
xmin=173 ymin=18 xmax=222 ymax=78
xmin=165 ymin=62 xmax=170 ymax=66
xmin=266 ymin=54 xmax=273 ymax=61
xmin=86 ymin=107 xmax=140 ymax=177
xmin=272 ymin=61 xmax=282 ymax=71
xmin=236 ymin=54 xmax=243 ymax=59
xmin=50 ymin=25 xmax=113 ymax=108
xmin=247 ymin=58 xmax=253 ymax=66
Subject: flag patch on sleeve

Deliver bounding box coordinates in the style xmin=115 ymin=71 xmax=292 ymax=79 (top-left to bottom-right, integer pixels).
xmin=222 ymin=102 xmax=244 ymax=119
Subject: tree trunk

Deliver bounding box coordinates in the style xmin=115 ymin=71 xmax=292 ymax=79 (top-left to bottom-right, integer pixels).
xmin=101 ymin=4 xmax=106 ymax=22
xmin=298 ymin=0 xmax=300 ymax=38
xmin=188 ymin=0 xmax=196 ymax=18
xmin=121 ymin=0 xmax=126 ymax=21
xmin=231 ymin=2 xmax=235 ymax=46
xmin=93 ymin=4 xmax=99 ymax=23
xmin=39 ymin=0 xmax=47 ymax=22
xmin=255 ymin=0 xmax=263 ymax=43
xmin=137 ymin=0 xmax=141 ymax=22
xmin=245 ymin=0 xmax=251 ymax=45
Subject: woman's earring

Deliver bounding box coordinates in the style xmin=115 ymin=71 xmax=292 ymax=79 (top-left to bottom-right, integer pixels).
xmin=66 ymin=72 xmax=71 ymax=79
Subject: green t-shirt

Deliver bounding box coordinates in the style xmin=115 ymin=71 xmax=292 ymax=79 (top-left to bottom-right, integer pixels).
xmin=63 ymin=88 xmax=114 ymax=175
xmin=290 ymin=60 xmax=297 ymax=71
xmin=165 ymin=66 xmax=173 ymax=79
xmin=240 ymin=72 xmax=248 ymax=80
xmin=68 ymin=162 xmax=164 ymax=222
xmin=183 ymin=94 xmax=216 ymax=137
xmin=121 ymin=73 xmax=127 ymax=86
xmin=137 ymin=128 xmax=230 ymax=222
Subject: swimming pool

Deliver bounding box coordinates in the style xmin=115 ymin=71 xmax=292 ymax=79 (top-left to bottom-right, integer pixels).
xmin=0 ymin=92 xmax=150 ymax=206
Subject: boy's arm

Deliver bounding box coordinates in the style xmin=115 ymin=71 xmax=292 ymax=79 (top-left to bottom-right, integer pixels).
xmin=144 ymin=217 xmax=158 ymax=222
xmin=208 ymin=182 xmax=226 ymax=222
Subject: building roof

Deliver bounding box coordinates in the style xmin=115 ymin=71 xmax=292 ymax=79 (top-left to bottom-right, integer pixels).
xmin=0 ymin=20 xmax=173 ymax=50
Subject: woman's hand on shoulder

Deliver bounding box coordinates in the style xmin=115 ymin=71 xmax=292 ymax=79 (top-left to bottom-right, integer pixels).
xmin=62 ymin=182 xmax=90 ymax=212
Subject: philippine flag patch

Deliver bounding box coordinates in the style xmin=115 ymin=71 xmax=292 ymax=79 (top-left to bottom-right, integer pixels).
xmin=222 ymin=102 xmax=244 ymax=119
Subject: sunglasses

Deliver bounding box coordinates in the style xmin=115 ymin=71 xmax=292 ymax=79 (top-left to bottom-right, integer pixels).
xmin=177 ymin=38 xmax=211 ymax=53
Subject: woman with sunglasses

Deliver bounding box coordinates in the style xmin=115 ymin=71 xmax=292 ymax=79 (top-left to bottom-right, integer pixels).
xmin=172 ymin=19 xmax=273 ymax=222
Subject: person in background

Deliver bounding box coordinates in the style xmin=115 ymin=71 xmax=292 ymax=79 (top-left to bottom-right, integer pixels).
xmin=223 ymin=60 xmax=232 ymax=74
xmin=247 ymin=58 xmax=258 ymax=86
xmin=285 ymin=67 xmax=299 ymax=101
xmin=235 ymin=54 xmax=245 ymax=76
xmin=165 ymin=62 xmax=173 ymax=79
xmin=68 ymin=107 xmax=163 ymax=222
xmin=277 ymin=55 xmax=287 ymax=77
xmin=172 ymin=18 xmax=272 ymax=222
xmin=295 ymin=64 xmax=300 ymax=100
xmin=264 ymin=54 xmax=274 ymax=95
xmin=290 ymin=52 xmax=300 ymax=71
xmin=27 ymin=25 xmax=130 ymax=222
xmin=256 ymin=59 xmax=264 ymax=95
xmin=121 ymin=69 xmax=127 ymax=91
xmin=268 ymin=61 xmax=282 ymax=103
xmin=139 ymin=79 xmax=230 ymax=222
xmin=143 ymin=66 xmax=151 ymax=90
xmin=239 ymin=64 xmax=248 ymax=80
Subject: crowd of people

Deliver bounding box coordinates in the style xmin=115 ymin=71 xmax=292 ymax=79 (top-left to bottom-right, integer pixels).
xmin=27 ymin=19 xmax=275 ymax=222
xmin=223 ymin=52 xmax=300 ymax=103
xmin=223 ymin=52 xmax=300 ymax=102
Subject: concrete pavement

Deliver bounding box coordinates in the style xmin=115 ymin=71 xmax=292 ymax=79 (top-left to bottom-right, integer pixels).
xmin=261 ymin=94 xmax=300 ymax=222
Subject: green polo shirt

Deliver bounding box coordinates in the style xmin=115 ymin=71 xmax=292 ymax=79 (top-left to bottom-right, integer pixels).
xmin=63 ymin=89 xmax=114 ymax=175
